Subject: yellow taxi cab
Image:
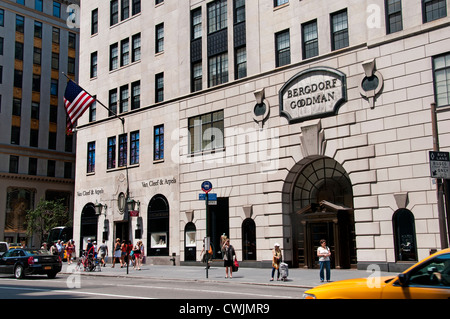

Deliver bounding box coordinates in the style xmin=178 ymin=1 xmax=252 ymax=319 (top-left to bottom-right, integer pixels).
xmin=303 ymin=248 xmax=450 ymax=299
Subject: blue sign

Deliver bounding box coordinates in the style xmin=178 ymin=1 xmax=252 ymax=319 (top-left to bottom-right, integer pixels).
xmin=199 ymin=193 xmax=217 ymax=200
xmin=201 ymin=181 xmax=213 ymax=193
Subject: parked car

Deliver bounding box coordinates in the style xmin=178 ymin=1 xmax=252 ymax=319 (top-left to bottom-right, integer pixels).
xmin=0 ymin=248 xmax=62 ymax=279
xmin=303 ymin=248 xmax=450 ymax=299
xmin=0 ymin=242 xmax=9 ymax=257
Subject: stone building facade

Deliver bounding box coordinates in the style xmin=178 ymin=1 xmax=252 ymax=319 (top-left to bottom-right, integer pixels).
xmin=75 ymin=0 xmax=450 ymax=270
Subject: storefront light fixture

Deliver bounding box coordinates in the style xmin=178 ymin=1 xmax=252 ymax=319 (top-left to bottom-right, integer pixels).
xmin=94 ymin=201 xmax=107 ymax=216
xmin=126 ymin=198 xmax=140 ymax=212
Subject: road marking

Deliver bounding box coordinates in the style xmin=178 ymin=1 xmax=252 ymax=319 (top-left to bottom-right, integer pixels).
xmin=0 ymin=285 xmax=154 ymax=299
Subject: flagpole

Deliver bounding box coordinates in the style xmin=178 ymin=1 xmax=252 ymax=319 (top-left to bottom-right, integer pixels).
xmin=62 ymin=72 xmax=125 ymax=125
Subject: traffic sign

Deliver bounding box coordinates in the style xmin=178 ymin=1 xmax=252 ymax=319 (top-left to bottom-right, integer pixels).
xmin=429 ymin=151 xmax=450 ymax=179
xmin=199 ymin=193 xmax=217 ymax=200
xmin=201 ymin=181 xmax=213 ymax=193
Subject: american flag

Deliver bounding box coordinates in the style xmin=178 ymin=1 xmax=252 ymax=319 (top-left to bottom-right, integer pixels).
xmin=64 ymin=80 xmax=95 ymax=132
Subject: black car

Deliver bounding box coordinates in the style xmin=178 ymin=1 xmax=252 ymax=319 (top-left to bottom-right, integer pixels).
xmin=0 ymin=248 xmax=62 ymax=279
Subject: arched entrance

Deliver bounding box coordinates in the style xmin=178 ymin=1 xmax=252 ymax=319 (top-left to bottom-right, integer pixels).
xmin=80 ymin=203 xmax=98 ymax=254
xmin=147 ymin=194 xmax=169 ymax=256
xmin=289 ymin=156 xmax=356 ymax=269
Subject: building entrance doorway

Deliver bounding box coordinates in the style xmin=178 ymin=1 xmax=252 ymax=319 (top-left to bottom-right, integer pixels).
xmin=290 ymin=156 xmax=356 ymax=269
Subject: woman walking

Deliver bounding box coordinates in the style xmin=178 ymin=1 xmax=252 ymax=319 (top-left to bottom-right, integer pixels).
xmin=112 ymin=238 xmax=122 ymax=268
xmin=222 ymin=239 xmax=235 ymax=279
xmin=271 ymin=243 xmax=282 ymax=281
xmin=317 ymin=239 xmax=331 ymax=282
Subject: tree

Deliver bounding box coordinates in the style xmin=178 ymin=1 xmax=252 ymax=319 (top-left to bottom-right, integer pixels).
xmin=26 ymin=199 xmax=71 ymax=244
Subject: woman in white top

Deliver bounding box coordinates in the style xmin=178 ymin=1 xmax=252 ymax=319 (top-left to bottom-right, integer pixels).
xmin=317 ymin=239 xmax=331 ymax=282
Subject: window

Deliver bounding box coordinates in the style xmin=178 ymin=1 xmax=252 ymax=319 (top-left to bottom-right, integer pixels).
xmin=29 ymin=158 xmax=37 ymax=175
xmin=189 ymin=110 xmax=224 ymax=153
xmin=209 ymin=53 xmax=228 ymax=87
xmin=111 ymin=0 xmax=119 ymax=26
xmin=109 ymin=89 xmax=118 ymax=117
xmin=331 ymin=10 xmax=349 ymax=51
xmin=11 ymin=126 xmax=20 ymax=145
xmin=30 ymin=129 xmax=39 ymax=147
xmin=10 ymin=156 xmax=19 ymax=174
xmin=34 ymin=21 xmax=43 ymax=38
xmin=120 ymin=85 xmax=129 ymax=113
xmin=121 ymin=38 xmax=130 ymax=66
xmin=154 ymin=125 xmax=164 ymax=161
xmin=14 ymin=69 xmax=23 ymax=88
xmin=302 ymin=20 xmax=319 ymax=59
xmin=52 ymin=52 xmax=59 ymax=70
xmin=393 ymin=209 xmax=417 ymax=262
xmin=121 ymin=0 xmax=130 ymax=21
xmin=50 ymin=79 xmax=58 ymax=96
xmin=15 ymin=42 xmax=24 ymax=60
xmin=208 ymin=0 xmax=227 ymax=34
xmin=155 ymin=73 xmax=164 ymax=103
xmin=408 ymin=253 xmax=450 ymax=288
xmin=48 ymin=132 xmax=57 ymax=150
xmin=89 ymin=99 xmax=97 ymax=122
xmin=433 ymin=53 xmax=450 ymax=107
xmin=275 ymin=29 xmax=290 ymax=67
xmin=16 ymin=15 xmax=25 ymax=33
xmin=235 ymin=47 xmax=247 ymax=79
xmin=132 ymin=33 xmax=141 ymax=62
xmin=53 ymin=1 xmax=61 ymax=18
xmin=35 ymin=0 xmax=43 ymax=12
xmin=52 ymin=27 xmax=60 ymax=44
xmin=32 ymin=74 xmax=40 ymax=92
xmin=155 ymin=23 xmax=164 ymax=54
xmin=118 ymin=134 xmax=127 ymax=167
xmin=110 ymin=43 xmax=119 ymax=70
xmin=47 ymin=160 xmax=56 ymax=177
xmin=68 ymin=32 xmax=76 ymax=49
xmin=0 ymin=9 xmax=4 ymax=27
xmin=235 ymin=0 xmax=245 ymax=24
xmin=91 ymin=52 xmax=98 ymax=78
xmin=423 ymin=0 xmax=447 ymax=23
xmin=386 ymin=0 xmax=403 ymax=34
xmin=91 ymin=9 xmax=98 ymax=35
xmin=132 ymin=0 xmax=141 ymax=15
xmin=49 ymin=104 xmax=57 ymax=123
xmin=107 ymin=137 xmax=116 ymax=169
xmin=131 ymin=81 xmax=140 ymax=110
xmin=130 ymin=131 xmax=139 ymax=165
xmin=192 ymin=62 xmax=202 ymax=92
xmin=68 ymin=57 xmax=76 ymax=74
xmin=156 ymin=0 xmax=164 ymax=5
xmin=192 ymin=8 xmax=202 ymax=40
xmin=64 ymin=162 xmax=72 ymax=179
xmin=31 ymin=102 xmax=39 ymax=120
xmin=87 ymin=142 xmax=95 ymax=173
xmin=274 ymin=0 xmax=288 ymax=7
xmin=13 ymin=98 xmax=21 ymax=116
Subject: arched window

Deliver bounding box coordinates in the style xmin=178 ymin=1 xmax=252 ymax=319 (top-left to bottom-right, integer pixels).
xmin=184 ymin=222 xmax=196 ymax=261
xmin=80 ymin=203 xmax=98 ymax=254
xmin=147 ymin=195 xmax=169 ymax=256
xmin=393 ymin=209 xmax=417 ymax=262
xmin=242 ymin=218 xmax=256 ymax=260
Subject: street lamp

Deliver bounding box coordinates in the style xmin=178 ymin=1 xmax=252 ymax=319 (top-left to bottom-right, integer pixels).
xmin=94 ymin=201 xmax=107 ymax=216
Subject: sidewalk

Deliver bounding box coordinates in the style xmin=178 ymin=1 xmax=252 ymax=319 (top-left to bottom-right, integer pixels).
xmin=61 ymin=261 xmax=394 ymax=289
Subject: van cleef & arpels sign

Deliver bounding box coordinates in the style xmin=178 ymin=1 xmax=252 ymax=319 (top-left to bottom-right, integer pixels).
xmin=279 ymin=67 xmax=347 ymax=123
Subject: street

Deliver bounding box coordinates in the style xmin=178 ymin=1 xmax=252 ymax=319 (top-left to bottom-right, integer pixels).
xmin=0 ymin=274 xmax=306 ymax=299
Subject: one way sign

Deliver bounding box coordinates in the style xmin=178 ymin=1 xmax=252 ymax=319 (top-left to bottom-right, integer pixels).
xmin=429 ymin=151 xmax=450 ymax=179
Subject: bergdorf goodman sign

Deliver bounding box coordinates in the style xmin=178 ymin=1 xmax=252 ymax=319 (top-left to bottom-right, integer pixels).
xmin=279 ymin=67 xmax=347 ymax=123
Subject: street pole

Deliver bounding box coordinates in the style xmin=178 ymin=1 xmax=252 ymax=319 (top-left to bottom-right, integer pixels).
xmin=205 ymin=192 xmax=209 ymax=279
xmin=431 ymin=102 xmax=449 ymax=249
